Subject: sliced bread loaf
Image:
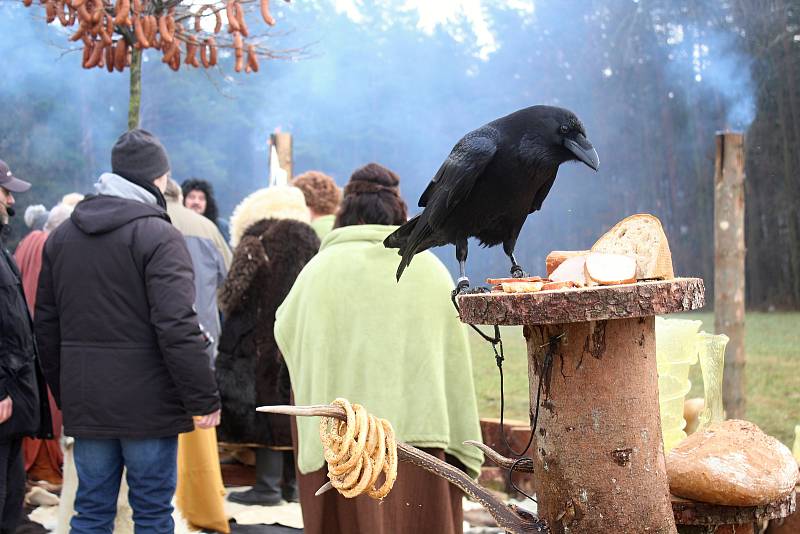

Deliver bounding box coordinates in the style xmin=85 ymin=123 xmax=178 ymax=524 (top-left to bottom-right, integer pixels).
xmin=591 ymin=214 xmax=674 ymax=280
xmin=584 ymin=253 xmax=637 ymax=285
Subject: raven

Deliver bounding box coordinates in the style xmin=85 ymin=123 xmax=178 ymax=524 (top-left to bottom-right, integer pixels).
xmin=384 ymin=105 xmax=599 ymax=291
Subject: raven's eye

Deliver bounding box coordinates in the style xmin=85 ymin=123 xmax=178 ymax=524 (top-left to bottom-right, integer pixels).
xmin=559 ymin=124 xmax=569 ymax=134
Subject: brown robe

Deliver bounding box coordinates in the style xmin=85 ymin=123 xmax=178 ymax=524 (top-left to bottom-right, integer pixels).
xmin=291 ymin=416 xmax=465 ymax=534
xmin=14 ymin=230 xmax=63 ymax=483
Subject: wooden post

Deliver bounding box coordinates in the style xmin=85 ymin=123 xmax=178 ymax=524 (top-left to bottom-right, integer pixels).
xmin=270 ymin=132 xmax=293 ymax=182
xmin=714 ymin=132 xmax=746 ymax=419
xmin=457 ymin=279 xmax=705 ymax=534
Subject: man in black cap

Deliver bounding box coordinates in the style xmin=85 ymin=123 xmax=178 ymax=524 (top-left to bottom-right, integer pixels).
xmin=0 ymin=159 xmax=32 ymax=226
xmin=35 ymin=130 xmax=221 ymax=533
xmin=0 ymin=159 xmax=53 ymax=532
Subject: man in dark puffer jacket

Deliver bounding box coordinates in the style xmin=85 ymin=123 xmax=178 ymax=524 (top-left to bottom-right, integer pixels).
xmin=35 ymin=130 xmax=220 ymax=534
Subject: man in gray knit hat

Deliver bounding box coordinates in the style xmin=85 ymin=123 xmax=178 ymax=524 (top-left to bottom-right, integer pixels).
xmin=35 ymin=129 xmax=221 ymax=533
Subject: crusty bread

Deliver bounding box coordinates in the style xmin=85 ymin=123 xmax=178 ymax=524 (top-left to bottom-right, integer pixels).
xmin=487 ymin=276 xmax=543 ymax=285
xmin=667 ymin=419 xmax=800 ymax=506
xmin=591 ymin=214 xmax=674 ymax=280
xmin=541 ymin=280 xmax=577 ymax=291
xmin=584 ymin=253 xmax=637 ymax=286
xmin=546 ymin=251 xmax=589 ymax=276
xmin=501 ymin=281 xmax=544 ymax=293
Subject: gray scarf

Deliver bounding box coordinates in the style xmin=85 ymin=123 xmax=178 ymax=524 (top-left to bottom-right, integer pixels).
xmin=94 ymin=173 xmax=157 ymax=205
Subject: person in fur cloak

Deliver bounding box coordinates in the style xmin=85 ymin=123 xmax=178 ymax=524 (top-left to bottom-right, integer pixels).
xmin=216 ymin=186 xmax=320 ymax=506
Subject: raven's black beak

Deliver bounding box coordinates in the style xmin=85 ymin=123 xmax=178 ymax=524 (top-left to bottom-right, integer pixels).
xmin=564 ymin=133 xmax=599 ymax=171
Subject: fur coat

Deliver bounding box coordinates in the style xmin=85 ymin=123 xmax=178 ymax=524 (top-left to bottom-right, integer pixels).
xmin=216 ymin=218 xmax=319 ymax=447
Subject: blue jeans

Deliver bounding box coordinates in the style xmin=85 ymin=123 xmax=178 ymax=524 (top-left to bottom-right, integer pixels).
xmin=71 ymin=437 xmax=178 ymax=534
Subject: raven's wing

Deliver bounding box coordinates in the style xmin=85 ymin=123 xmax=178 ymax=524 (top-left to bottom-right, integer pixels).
xmin=528 ymin=174 xmax=557 ymax=213
xmin=393 ymin=129 xmax=498 ymax=281
xmin=418 ymin=128 xmax=499 ymax=213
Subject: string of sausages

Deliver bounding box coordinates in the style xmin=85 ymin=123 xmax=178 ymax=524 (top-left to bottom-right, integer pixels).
xmin=319 ymin=398 xmax=398 ymax=499
xmin=23 ymin=0 xmax=283 ymax=73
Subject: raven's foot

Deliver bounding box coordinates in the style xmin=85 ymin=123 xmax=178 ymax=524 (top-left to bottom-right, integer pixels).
xmin=453 ymin=278 xmax=491 ymax=296
xmin=453 ymin=277 xmax=471 ymax=296
xmin=511 ymin=265 xmax=528 ymax=278
xmin=463 ymin=286 xmax=491 ymax=294
xmin=452 ymin=285 xmax=490 ymax=299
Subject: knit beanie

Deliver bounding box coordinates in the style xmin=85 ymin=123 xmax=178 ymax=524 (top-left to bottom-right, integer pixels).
xmin=111 ymin=129 xmax=170 ymax=208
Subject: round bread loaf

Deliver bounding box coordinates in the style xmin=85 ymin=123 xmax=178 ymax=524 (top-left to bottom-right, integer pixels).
xmin=667 ymin=419 xmax=799 ymax=506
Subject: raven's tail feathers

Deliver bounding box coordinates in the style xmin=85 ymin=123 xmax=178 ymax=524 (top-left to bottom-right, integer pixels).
xmin=383 ymin=216 xmax=431 ymax=281
xmin=383 ymin=221 xmax=413 ymax=250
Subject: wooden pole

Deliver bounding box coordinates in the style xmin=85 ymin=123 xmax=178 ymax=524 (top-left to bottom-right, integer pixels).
xmin=269 ymin=132 xmax=293 ymax=181
xmin=714 ymin=131 xmax=746 ymax=419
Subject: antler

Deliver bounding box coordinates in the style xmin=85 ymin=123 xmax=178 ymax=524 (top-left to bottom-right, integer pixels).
xmin=463 ymin=440 xmax=535 ymax=473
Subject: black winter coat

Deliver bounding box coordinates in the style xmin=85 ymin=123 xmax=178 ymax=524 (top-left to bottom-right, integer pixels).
xmin=216 ymin=218 xmax=319 ymax=447
xmin=0 ymin=243 xmax=52 ymax=442
xmin=35 ymin=195 xmax=220 ymax=439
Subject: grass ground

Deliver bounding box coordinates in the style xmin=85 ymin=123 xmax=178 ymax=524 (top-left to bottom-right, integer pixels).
xmin=470 ymin=312 xmax=800 ymax=447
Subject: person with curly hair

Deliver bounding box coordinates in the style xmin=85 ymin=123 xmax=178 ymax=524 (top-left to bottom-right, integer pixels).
xmin=291 ymin=171 xmax=342 ymax=240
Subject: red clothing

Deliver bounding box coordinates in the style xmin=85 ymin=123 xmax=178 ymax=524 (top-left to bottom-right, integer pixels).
xmin=13 ymin=230 xmax=47 ymax=315
xmin=13 ymin=230 xmax=63 ymax=482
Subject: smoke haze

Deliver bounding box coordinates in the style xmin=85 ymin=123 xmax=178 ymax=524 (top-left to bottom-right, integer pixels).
xmin=0 ymin=0 xmax=757 ymax=287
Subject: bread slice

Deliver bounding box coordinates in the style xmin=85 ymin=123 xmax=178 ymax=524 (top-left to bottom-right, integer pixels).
xmin=501 ymin=281 xmax=544 ymax=293
xmin=545 ymin=251 xmax=589 ymax=276
xmin=584 ymin=253 xmax=637 ymax=286
xmin=541 ymin=280 xmax=577 ymax=291
xmin=591 ymin=214 xmax=674 ymax=280
xmin=549 ymin=255 xmax=587 ymax=286
xmin=486 ymin=276 xmax=543 ymax=285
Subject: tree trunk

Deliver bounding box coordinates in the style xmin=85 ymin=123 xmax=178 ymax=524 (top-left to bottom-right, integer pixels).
xmin=456 ymin=281 xmax=706 ymax=533
xmin=524 ymin=318 xmax=676 ymax=534
xmin=714 ymin=132 xmax=746 ymax=419
xmin=128 ymin=49 xmax=142 ymax=130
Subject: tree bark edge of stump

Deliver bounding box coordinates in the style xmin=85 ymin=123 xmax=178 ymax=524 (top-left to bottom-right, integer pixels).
xmin=458 ymin=277 xmax=705 ymax=326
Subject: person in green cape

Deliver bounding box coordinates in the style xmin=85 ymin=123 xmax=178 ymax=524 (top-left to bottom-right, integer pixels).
xmin=275 ymin=162 xmax=483 ymax=534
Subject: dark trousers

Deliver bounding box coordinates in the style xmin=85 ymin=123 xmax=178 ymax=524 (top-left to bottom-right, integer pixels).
xmin=252 ymin=448 xmax=297 ymax=499
xmin=71 ymin=437 xmax=178 ymax=534
xmin=0 ymin=439 xmax=25 ymax=534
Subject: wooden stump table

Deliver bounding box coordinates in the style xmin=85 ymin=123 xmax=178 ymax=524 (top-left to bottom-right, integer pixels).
xmin=457 ymin=278 xmax=705 ymax=534
xmin=673 ymin=489 xmax=796 ymax=533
